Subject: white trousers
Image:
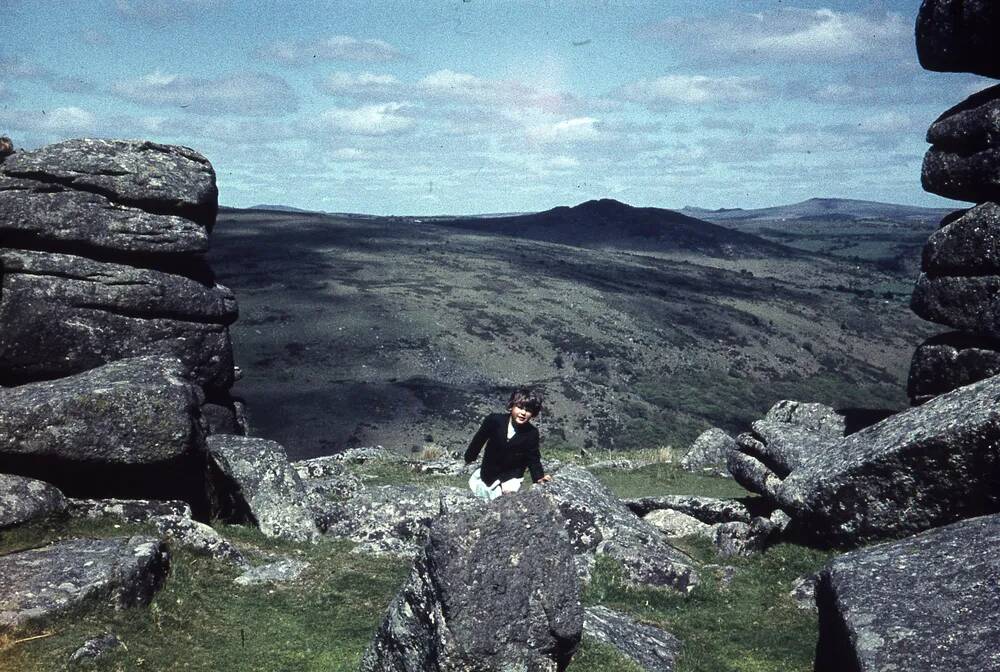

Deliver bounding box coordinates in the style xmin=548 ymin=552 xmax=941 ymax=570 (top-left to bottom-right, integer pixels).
xmin=469 ymin=468 xmax=522 ymax=501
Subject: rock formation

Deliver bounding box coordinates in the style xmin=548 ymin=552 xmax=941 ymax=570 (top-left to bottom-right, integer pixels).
xmin=361 ymin=490 xmax=583 ymax=672
xmin=909 ymin=3 xmax=1000 ymax=403
xmin=814 ymin=513 xmax=1000 ymax=672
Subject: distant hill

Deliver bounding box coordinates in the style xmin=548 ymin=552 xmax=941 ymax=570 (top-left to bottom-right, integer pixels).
xmin=248 ymin=204 xmax=316 ymax=213
xmin=434 ymin=198 xmax=799 ymax=258
xmin=682 ymin=198 xmax=953 ymax=225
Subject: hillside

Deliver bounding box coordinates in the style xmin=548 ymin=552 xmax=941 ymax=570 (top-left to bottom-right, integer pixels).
xmin=207 ymin=203 xmax=936 ymax=461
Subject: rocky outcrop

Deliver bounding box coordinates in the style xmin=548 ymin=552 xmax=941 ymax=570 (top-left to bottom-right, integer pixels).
xmin=68 ymin=498 xmax=192 ymax=523
xmin=907 ymin=331 xmax=1000 ymax=403
xmin=538 ymin=465 xmax=699 ymax=592
xmin=234 ymin=559 xmax=310 ymax=587
xmin=0 ymin=474 xmax=67 ymax=529
xmin=727 ymin=373 xmax=1000 ymax=545
xmin=68 ymin=633 xmax=126 ymax=668
xmin=361 ymin=490 xmax=583 ymax=672
xmin=761 ymin=400 xmax=845 ymax=436
xmin=625 ymin=495 xmax=754 ymax=524
xmin=583 ymin=606 xmax=680 ymax=672
xmin=921 ymin=202 xmax=1000 ymax=274
xmin=150 ymin=514 xmax=249 ymax=568
xmin=917 ymin=0 xmax=1000 ymax=78
xmin=206 ymin=434 xmax=320 ymax=543
xmin=815 ymin=513 xmax=1000 ymax=672
xmin=321 ymin=484 xmax=480 ymax=557
xmin=0 ymin=536 xmax=169 ymax=633
xmin=679 ymin=428 xmax=734 ymax=476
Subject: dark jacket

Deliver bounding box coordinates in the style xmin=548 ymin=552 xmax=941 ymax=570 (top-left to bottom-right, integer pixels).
xmin=464 ymin=412 xmax=544 ymax=485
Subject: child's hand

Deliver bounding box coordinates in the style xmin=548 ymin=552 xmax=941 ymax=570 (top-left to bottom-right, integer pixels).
xmin=535 ymin=474 xmax=552 ymax=484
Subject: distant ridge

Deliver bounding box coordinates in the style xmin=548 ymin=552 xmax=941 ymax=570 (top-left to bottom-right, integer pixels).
xmin=435 ymin=198 xmax=798 ymax=258
xmin=248 ymin=204 xmax=316 ymax=213
xmin=682 ymin=197 xmax=953 ymax=224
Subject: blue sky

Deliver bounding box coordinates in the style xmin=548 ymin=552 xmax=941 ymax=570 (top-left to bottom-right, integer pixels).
xmin=2 ymin=1 xmax=988 ymax=214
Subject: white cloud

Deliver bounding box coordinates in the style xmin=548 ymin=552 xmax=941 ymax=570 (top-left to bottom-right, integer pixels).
xmin=0 ymin=106 xmax=97 ymax=135
xmin=524 ymin=116 xmax=599 ymax=143
xmin=619 ymin=75 xmax=763 ymax=106
xmin=115 ymin=0 xmax=224 ymax=24
xmin=857 ymin=111 xmax=914 ymax=134
xmin=0 ymin=54 xmax=49 ymax=79
xmin=330 ymin=147 xmax=368 ymax=160
xmin=317 ymin=71 xmax=402 ymax=97
xmin=111 ymin=70 xmax=298 ymax=115
xmin=261 ymin=35 xmax=401 ymax=64
xmin=418 ymin=69 xmax=573 ymax=111
xmin=318 ymin=103 xmax=414 ymax=136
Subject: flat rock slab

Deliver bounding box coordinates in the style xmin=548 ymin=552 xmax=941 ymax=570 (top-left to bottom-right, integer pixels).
xmin=625 ymin=495 xmax=753 ymax=524
xmin=0 ymin=535 xmax=169 ymax=633
xmin=908 ymin=331 xmax=1000 ymax=402
xmin=234 ymin=559 xmax=310 ymax=586
xmin=918 ymin=0 xmax=1000 ymax=78
xmin=0 ymin=356 xmax=203 ymax=465
xmin=775 ymin=373 xmax=1000 ymax=545
xmin=911 ymin=273 xmax=1000 ymax=336
xmin=68 ymin=498 xmax=192 ymax=523
xmin=361 ymin=490 xmax=582 ymax=672
xmin=0 ymin=176 xmax=208 ymax=255
xmin=206 ymin=435 xmax=320 ymax=543
xmin=922 ymin=85 xmax=1000 ymax=203
xmin=0 ymin=474 xmax=67 ymax=530
xmin=922 ymin=203 xmax=1000 ymax=275
xmin=151 ymin=514 xmax=249 ymax=568
xmin=762 ymin=400 xmax=845 ymax=437
xmin=584 ymin=606 xmax=680 ymax=672
xmin=322 ymin=484 xmax=478 ymax=557
xmin=1 ymin=138 xmax=217 ymax=227
xmin=539 ymin=465 xmax=699 ymax=592
xmin=815 ymin=514 xmax=1000 ymax=672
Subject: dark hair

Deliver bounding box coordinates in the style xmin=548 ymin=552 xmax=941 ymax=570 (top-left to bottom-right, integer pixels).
xmin=507 ymin=387 xmax=543 ymax=416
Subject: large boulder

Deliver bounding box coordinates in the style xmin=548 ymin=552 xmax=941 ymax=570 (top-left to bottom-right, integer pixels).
xmin=321 ymin=484 xmax=479 ymax=557
xmin=206 ymin=434 xmax=320 ymax=543
xmin=624 ymin=495 xmax=754 ymax=524
xmin=150 ymin=514 xmax=249 ymax=569
xmin=908 ymin=331 xmax=1000 ymax=403
xmin=361 ymin=490 xmax=583 ymax=672
xmin=68 ymin=497 xmax=192 ymax=523
xmin=583 ymin=606 xmax=680 ymax=672
xmin=815 ymin=513 xmax=1000 ymax=672
xmin=729 ymin=374 xmax=1000 ymax=545
xmin=0 ymin=356 xmax=203 ymax=466
xmin=679 ymin=427 xmax=735 ymax=476
xmin=538 ymin=466 xmax=699 ymax=592
xmin=0 ymin=138 xmax=218 ymax=228
xmin=921 ymin=203 xmax=1000 ymax=275
xmin=0 ymin=248 xmax=236 ymax=390
xmin=734 ymin=421 xmax=840 ymax=480
xmin=916 ymin=0 xmax=1000 ymax=78
xmin=0 ymin=176 xmax=209 ymax=255
xmin=761 ymin=400 xmax=845 ymax=437
xmin=922 ymin=85 xmax=1000 ymax=203
xmin=911 ymin=273 xmax=1000 ymax=336
xmin=0 ymin=536 xmax=169 ymax=633
xmin=0 ymin=474 xmax=67 ymax=529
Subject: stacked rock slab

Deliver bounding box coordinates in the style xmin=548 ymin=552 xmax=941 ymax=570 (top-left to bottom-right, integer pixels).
xmin=0 ymin=139 xmax=247 ymax=508
xmin=909 ymin=3 xmax=1000 ymax=404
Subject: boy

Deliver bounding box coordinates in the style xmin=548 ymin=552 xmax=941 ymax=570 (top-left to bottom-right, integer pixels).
xmin=465 ymin=387 xmax=552 ymax=501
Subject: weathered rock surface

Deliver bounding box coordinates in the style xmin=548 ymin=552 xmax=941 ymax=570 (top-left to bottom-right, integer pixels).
xmin=151 ymin=514 xmax=249 ymax=568
xmin=0 ymin=474 xmax=68 ymax=529
xmin=0 ymin=136 xmax=12 ymax=161
xmin=734 ymin=421 xmax=840 ymax=480
xmin=922 ymin=85 xmax=1000 ymax=203
xmin=206 ymin=434 xmax=319 ymax=543
xmin=234 ymin=559 xmax=310 ymax=586
xmin=201 ymin=400 xmax=245 ymax=436
xmin=0 ymin=356 xmax=203 ymax=465
xmin=361 ymin=490 xmax=583 ymax=672
xmin=679 ymin=428 xmax=735 ymax=476
xmin=0 ymin=536 xmax=169 ymax=633
xmin=908 ymin=331 xmax=1000 ymax=402
xmin=711 ymin=519 xmax=775 ymax=558
xmin=0 ymin=248 xmax=236 ymax=390
xmin=917 ymin=0 xmax=1000 ymax=78
xmin=762 ymin=400 xmax=845 ymax=437
xmin=68 ymin=633 xmax=126 ymax=667
xmin=735 ymin=374 xmax=1000 ymax=545
xmin=625 ymin=495 xmax=754 ymax=524
xmin=583 ymin=606 xmax=680 ymax=672
xmin=788 ymin=574 xmax=817 ymax=612
xmin=322 ymin=484 xmax=479 ymax=556
xmin=644 ymin=509 xmax=713 ymax=537
xmin=922 ymin=203 xmax=1000 ymax=275
xmin=0 ymin=176 xmax=209 ymax=255
xmin=815 ymin=513 xmax=1000 ymax=672
xmin=539 ymin=466 xmax=699 ymax=592
xmin=911 ymin=273 xmax=1000 ymax=336
xmin=1 ymin=138 xmax=218 ymax=228
xmin=68 ymin=497 xmax=192 ymax=523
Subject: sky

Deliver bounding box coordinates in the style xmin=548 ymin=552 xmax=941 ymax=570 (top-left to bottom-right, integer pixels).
xmin=2 ymin=0 xmax=990 ymax=215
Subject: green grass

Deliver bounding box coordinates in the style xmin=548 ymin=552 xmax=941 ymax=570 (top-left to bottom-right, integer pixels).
xmin=0 ymin=518 xmax=409 ymax=672
xmin=590 ymin=462 xmax=749 ymax=499
xmin=581 ymin=541 xmax=832 ymax=672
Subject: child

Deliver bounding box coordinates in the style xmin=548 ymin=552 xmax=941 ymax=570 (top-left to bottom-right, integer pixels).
xmin=465 ymin=387 xmax=552 ymax=501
